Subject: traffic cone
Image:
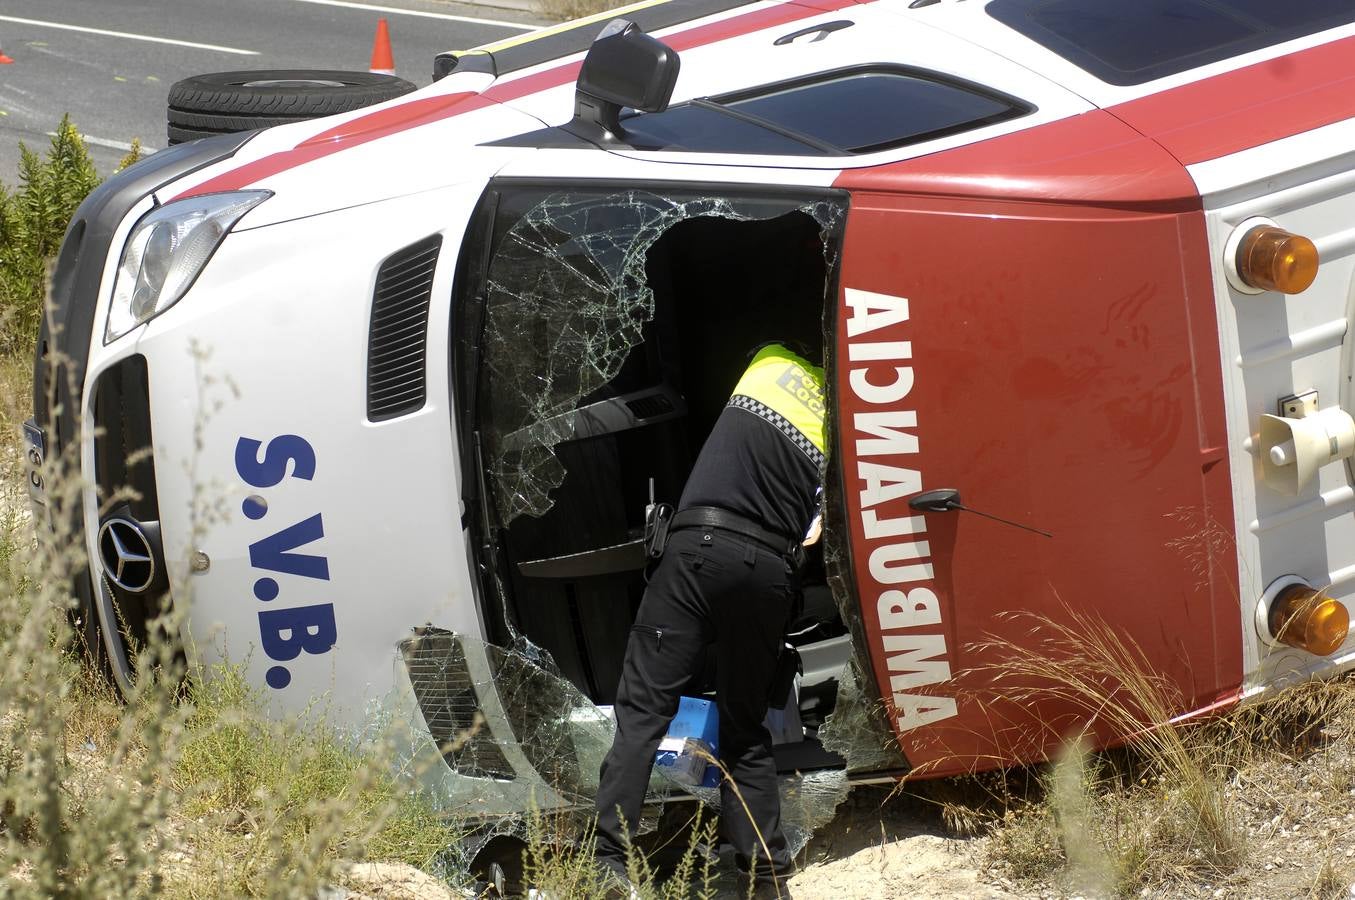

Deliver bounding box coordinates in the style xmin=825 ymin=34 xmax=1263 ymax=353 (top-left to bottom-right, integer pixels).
xmin=0 ymin=35 xmax=14 ymax=65
xmin=369 ymin=18 xmax=394 ymax=76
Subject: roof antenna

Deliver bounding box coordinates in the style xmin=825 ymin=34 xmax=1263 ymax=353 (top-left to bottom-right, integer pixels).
xmin=908 ymin=488 xmax=1052 ymax=538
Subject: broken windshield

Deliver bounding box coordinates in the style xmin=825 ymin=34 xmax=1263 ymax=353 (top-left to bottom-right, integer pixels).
xmin=444 ymin=180 xmax=905 ymax=845
xmin=477 ymin=185 xmax=845 ymax=525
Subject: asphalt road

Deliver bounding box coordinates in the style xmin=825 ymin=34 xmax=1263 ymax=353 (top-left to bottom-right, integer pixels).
xmin=0 ymin=0 xmax=545 ymax=184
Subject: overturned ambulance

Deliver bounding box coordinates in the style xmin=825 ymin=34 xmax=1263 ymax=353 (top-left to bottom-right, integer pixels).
xmin=29 ymin=0 xmax=1355 ymax=810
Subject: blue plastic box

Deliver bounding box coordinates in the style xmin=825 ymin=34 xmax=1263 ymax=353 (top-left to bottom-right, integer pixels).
xmin=655 ymin=696 xmax=721 ymax=788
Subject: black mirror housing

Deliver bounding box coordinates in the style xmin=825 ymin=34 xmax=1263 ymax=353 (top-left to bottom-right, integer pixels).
xmin=908 ymin=488 xmax=963 ymax=512
xmin=571 ymin=19 xmax=680 ymax=142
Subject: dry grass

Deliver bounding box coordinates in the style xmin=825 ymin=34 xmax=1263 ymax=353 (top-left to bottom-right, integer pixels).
xmin=967 ymin=609 xmax=1355 ymax=898
xmin=519 ymin=802 xmax=726 ymax=899
xmin=0 ymin=353 xmax=467 ymax=896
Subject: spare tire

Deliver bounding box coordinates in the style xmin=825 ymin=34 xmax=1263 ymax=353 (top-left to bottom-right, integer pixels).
xmin=166 ymin=70 xmax=418 ymax=145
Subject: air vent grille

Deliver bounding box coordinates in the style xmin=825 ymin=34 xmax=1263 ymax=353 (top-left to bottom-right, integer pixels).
xmin=367 ymin=235 xmax=441 ymax=421
xmin=401 ymin=629 xmax=516 ymax=779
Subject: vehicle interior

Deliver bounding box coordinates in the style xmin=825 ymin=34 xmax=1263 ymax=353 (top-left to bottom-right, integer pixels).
xmin=462 ymin=187 xmax=852 ymax=770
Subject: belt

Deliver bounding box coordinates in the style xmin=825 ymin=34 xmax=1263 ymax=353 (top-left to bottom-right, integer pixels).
xmin=670 ymin=506 xmax=801 ymax=560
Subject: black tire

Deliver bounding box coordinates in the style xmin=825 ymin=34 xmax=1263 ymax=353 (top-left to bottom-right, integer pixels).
xmin=166 ymin=70 xmax=417 ymax=145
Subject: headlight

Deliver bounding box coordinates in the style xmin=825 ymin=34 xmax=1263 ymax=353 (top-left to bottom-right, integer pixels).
xmin=105 ymin=190 xmax=271 ymax=343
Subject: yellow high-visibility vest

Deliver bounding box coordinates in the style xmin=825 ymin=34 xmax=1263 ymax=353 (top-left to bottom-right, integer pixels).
xmin=729 ymin=344 xmax=828 ymax=471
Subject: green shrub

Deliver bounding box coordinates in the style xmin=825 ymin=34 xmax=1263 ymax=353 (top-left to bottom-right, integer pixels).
xmin=0 ymin=116 xmax=101 ymax=355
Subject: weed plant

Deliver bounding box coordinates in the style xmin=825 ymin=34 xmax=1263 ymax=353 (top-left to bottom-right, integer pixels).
xmin=0 ymin=117 xmax=101 ymax=354
xmin=973 ymin=608 xmax=1355 ymax=898
xmin=520 ymin=803 xmax=724 ymax=900
xmin=967 ymin=610 xmax=1240 ymax=895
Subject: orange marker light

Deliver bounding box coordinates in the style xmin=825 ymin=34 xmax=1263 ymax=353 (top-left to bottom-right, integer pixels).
xmin=1236 ymin=225 xmax=1319 ymax=294
xmin=1268 ymin=584 xmax=1349 ymax=656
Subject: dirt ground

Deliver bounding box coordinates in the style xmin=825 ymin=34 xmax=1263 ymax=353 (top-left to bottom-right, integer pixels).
xmin=789 ymin=786 xmax=1027 ymax=900
xmin=19 ymin=697 xmax=1355 ymax=899
xmin=788 ymin=715 xmax=1355 ymax=900
xmin=335 ymin=735 xmax=1355 ymax=898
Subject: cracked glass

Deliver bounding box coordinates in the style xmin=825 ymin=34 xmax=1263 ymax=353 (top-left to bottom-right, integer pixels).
xmin=817 ymin=660 xmax=907 ymax=774
xmin=422 ymin=181 xmax=904 ymax=874
xmin=392 ymin=627 xmax=851 ymax=860
xmin=820 ymin=480 xmax=909 ymax=773
xmin=480 ymin=188 xmax=844 ymax=524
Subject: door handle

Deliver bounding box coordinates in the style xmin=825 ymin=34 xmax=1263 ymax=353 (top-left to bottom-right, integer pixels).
xmin=773 ymin=20 xmax=854 ymax=46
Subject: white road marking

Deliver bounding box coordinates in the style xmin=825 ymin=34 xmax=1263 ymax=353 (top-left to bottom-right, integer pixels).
xmin=47 ymin=132 xmax=153 ymax=153
xmin=0 ymin=15 xmax=260 ymax=55
xmin=284 ymin=0 xmax=536 ymax=31
xmin=0 ymin=90 xmax=41 ymax=118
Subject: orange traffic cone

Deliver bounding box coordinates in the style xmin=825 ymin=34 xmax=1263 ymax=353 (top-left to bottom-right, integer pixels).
xmin=369 ymin=18 xmax=394 ymax=76
xmin=0 ymin=36 xmax=14 ymax=65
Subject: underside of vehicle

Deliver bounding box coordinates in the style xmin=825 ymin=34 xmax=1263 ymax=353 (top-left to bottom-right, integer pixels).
xmin=444 ymin=180 xmax=861 ymax=781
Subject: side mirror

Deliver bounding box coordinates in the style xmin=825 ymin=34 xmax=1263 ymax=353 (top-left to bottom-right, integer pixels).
xmin=571 ymin=19 xmax=680 ymax=142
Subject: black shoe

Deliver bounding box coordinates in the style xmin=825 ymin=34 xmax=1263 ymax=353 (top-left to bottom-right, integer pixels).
xmin=735 ymin=872 xmax=794 ymax=899
xmin=594 ymin=860 xmax=641 ymax=900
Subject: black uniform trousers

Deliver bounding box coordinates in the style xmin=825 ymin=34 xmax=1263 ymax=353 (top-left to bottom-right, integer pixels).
xmin=595 ymin=527 xmax=797 ymax=884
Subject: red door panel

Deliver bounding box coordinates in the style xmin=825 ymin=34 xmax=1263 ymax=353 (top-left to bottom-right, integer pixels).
xmin=831 ymin=186 xmax=1242 ymax=776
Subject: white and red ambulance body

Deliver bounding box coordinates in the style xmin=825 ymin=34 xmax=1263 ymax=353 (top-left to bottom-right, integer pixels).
xmin=32 ymin=0 xmax=1355 ymax=788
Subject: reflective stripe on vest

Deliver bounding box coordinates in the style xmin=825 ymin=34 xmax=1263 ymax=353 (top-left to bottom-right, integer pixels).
xmin=729 ymin=344 xmax=828 ymax=471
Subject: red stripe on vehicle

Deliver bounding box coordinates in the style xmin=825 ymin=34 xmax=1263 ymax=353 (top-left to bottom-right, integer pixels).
xmin=174 ymin=0 xmax=852 ymax=200
xmin=834 ymin=109 xmax=1200 ymax=207
xmin=663 ymin=0 xmax=855 ymax=50
xmin=175 ymin=92 xmax=489 ymax=199
xmin=470 ymin=0 xmax=853 ymax=99
xmin=1110 ymin=34 xmax=1355 ymax=165
xmin=299 ymin=92 xmax=492 ymax=146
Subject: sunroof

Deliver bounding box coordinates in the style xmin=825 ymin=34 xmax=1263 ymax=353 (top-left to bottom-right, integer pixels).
xmin=621 ymin=66 xmax=1031 ymax=156
xmin=724 ymin=70 xmax=1022 ymax=154
xmin=988 ymin=0 xmax=1355 ymax=86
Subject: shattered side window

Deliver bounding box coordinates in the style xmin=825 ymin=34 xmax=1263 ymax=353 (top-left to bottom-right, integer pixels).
xmin=392 ymin=628 xmax=850 ymax=857
xmin=472 ymin=182 xmax=903 ymax=772
xmin=819 ymin=475 xmax=910 ymax=773
xmin=433 ymin=181 xmax=902 ymax=847
xmin=479 ymin=187 xmax=845 ymax=524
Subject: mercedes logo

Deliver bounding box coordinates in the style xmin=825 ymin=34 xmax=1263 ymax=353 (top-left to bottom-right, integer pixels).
xmin=97 ymin=518 xmax=156 ymax=593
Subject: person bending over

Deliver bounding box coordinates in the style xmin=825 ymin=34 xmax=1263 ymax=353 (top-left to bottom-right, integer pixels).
xmin=595 ymin=341 xmax=827 ymax=896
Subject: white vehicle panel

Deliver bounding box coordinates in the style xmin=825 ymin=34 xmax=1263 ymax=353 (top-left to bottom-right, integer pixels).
xmin=127 ymin=183 xmax=486 ymax=724
xmin=1189 ymin=116 xmax=1355 ymax=202
xmin=161 ymin=79 xmax=534 ymax=230
xmin=40 ymin=0 xmax=1355 ymax=781
xmin=493 ymin=145 xmax=839 ymax=186
xmin=1193 ymin=134 xmax=1355 ymax=692
xmin=495 ymin=3 xmax=1093 ymax=174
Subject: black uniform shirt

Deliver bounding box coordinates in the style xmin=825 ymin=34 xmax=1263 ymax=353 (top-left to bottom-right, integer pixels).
xmin=678 ymin=405 xmax=820 ymax=540
xmin=678 ymin=345 xmax=827 ymax=540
